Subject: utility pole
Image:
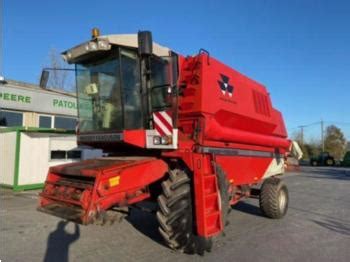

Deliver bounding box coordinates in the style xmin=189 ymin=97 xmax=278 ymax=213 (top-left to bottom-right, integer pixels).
xmin=321 ymin=120 xmax=324 ymax=152
xmin=298 ymin=125 xmax=305 ymax=146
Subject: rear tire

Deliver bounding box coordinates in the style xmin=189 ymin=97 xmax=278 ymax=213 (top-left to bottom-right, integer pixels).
xmin=215 ymin=165 xmax=231 ymax=229
xmin=156 ymin=169 xmax=212 ymax=255
xmin=326 ymin=158 xmax=335 ymax=166
xmin=259 ymin=177 xmax=288 ymax=219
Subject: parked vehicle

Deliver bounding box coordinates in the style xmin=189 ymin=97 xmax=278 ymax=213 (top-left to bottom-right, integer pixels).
xmin=341 ymin=151 xmax=350 ymax=167
xmin=310 ymin=152 xmax=335 ymax=166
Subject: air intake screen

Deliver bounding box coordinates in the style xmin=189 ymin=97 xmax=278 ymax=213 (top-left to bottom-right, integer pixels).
xmin=253 ymin=90 xmax=271 ymax=117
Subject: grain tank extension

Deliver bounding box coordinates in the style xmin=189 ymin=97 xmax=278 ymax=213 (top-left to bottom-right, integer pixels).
xmin=38 ymin=29 xmax=294 ymax=254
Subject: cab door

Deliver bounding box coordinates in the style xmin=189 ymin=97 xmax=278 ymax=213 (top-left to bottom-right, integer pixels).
xmin=120 ymin=48 xmax=143 ymax=129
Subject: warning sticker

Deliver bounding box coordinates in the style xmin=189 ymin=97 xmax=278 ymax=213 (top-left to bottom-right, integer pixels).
xmin=109 ymin=176 xmax=121 ymax=187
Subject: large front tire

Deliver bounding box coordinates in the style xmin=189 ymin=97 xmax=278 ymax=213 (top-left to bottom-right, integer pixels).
xmin=156 ymin=169 xmax=212 ymax=255
xmin=259 ymin=177 xmax=288 ymax=219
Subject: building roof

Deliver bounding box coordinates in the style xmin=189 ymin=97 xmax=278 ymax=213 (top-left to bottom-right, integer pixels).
xmin=1 ymin=79 xmax=76 ymax=97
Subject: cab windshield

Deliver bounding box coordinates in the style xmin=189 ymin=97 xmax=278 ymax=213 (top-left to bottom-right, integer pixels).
xmin=76 ymin=47 xmax=142 ymax=132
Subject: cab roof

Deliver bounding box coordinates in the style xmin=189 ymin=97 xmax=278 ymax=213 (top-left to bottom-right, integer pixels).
xmin=100 ymin=34 xmax=172 ymax=56
xmin=62 ymin=34 xmax=172 ymax=63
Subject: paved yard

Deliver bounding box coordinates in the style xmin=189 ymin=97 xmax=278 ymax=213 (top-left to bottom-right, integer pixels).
xmin=1 ymin=167 xmax=349 ymax=262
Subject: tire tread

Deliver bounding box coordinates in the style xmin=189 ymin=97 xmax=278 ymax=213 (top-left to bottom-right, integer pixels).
xmin=156 ymin=168 xmax=212 ymax=254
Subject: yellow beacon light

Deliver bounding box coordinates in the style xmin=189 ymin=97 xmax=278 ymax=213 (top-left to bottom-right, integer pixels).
xmin=91 ymin=28 xmax=100 ymax=39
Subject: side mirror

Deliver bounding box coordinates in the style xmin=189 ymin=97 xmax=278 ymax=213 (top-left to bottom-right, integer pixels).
xmin=40 ymin=70 xmax=49 ymax=88
xmin=138 ymin=31 xmax=153 ymax=55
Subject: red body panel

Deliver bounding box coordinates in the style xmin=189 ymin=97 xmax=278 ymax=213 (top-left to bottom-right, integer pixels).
xmin=178 ymin=54 xmax=288 ymax=147
xmin=39 ymin=157 xmax=168 ymax=224
xmin=123 ymin=130 xmax=146 ymax=148
xmin=215 ymin=156 xmax=272 ymax=185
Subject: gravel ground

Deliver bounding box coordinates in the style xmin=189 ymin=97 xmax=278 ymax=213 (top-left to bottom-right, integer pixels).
xmin=1 ymin=166 xmax=349 ymax=262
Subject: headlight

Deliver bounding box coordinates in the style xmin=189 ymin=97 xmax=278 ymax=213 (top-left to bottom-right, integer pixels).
xmin=89 ymin=42 xmax=98 ymax=50
xmin=98 ymin=40 xmax=110 ymax=50
xmin=153 ymin=136 xmax=172 ymax=145
xmin=153 ymin=136 xmax=161 ymax=145
xmin=85 ymin=42 xmax=97 ymax=51
xmin=62 ymin=39 xmax=111 ymax=63
xmin=161 ymin=136 xmax=172 ymax=145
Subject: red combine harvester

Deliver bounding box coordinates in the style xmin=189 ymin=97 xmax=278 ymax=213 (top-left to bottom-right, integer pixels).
xmin=38 ymin=29 xmax=294 ymax=254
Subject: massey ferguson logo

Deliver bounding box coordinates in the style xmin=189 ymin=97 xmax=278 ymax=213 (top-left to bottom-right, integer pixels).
xmin=218 ymin=74 xmax=234 ymax=97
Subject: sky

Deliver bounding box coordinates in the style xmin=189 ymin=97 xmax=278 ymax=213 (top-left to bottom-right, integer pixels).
xmin=1 ymin=0 xmax=350 ymax=139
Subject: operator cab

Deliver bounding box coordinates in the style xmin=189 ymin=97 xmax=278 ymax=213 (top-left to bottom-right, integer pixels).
xmin=62 ymin=30 xmax=179 ymax=150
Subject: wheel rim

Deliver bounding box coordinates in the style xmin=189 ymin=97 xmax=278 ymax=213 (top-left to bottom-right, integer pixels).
xmin=278 ymin=189 xmax=287 ymax=212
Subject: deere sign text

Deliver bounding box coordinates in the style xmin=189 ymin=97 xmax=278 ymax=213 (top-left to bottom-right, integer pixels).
xmin=0 ymin=85 xmax=77 ymax=117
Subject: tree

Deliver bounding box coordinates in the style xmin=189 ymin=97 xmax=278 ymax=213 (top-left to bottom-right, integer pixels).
xmin=291 ymin=130 xmax=303 ymax=145
xmin=291 ymin=130 xmax=309 ymax=159
xmin=324 ymin=125 xmax=347 ymax=160
xmin=44 ymin=48 xmax=74 ymax=92
xmin=306 ymin=139 xmax=322 ymax=158
xmin=291 ymin=131 xmax=321 ymax=159
xmin=347 ymin=142 xmax=350 ymax=151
